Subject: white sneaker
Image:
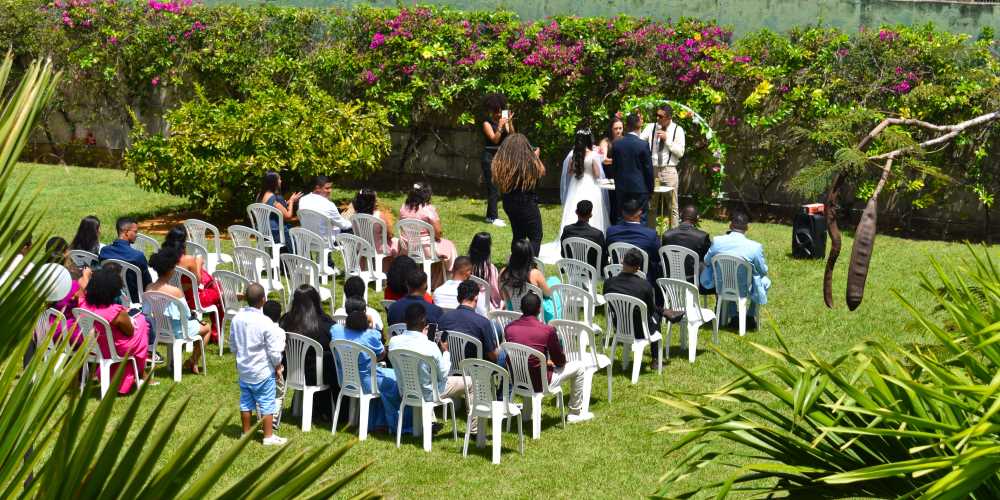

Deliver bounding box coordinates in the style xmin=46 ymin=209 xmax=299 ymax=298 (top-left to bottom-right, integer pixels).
xmin=262 ymin=435 xmax=287 ymax=446
xmin=491 ymin=218 xmax=507 ymax=227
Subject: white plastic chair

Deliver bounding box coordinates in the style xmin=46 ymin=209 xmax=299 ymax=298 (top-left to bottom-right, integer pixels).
xmin=246 ymin=203 xmax=286 ymax=274
xmin=446 ymin=331 xmax=482 ymax=376
xmin=552 ymin=319 xmax=612 ymax=415
xmin=351 ymin=213 xmax=389 ymax=278
xmin=659 ymin=245 xmax=700 ymax=285
xmin=298 ymin=208 xmax=338 ymax=248
xmin=561 ymin=236 xmax=603 ymax=271
xmin=184 ymin=241 xmax=211 ymax=272
xmin=184 ymin=219 xmax=233 ymax=273
xmin=290 ymin=226 xmax=337 ymax=286
xmin=505 ymin=284 xmax=543 ymax=318
xmin=604 ymin=293 xmax=663 ymax=384
xmin=608 ymin=242 xmax=649 ymax=276
xmin=142 ymin=291 xmax=207 ymax=382
xmin=658 ymin=278 xmax=718 ymax=363
xmin=212 ymin=270 xmax=248 ymax=345
xmin=35 ymin=308 xmax=71 ymax=371
xmin=460 ymin=358 xmax=524 ymax=464
xmin=387 ymin=323 xmax=408 ymax=338
xmin=603 ymin=264 xmax=646 ymax=281
xmin=389 ymin=348 xmax=458 ymax=451
xmin=468 ymin=274 xmax=493 ymax=312
xmin=487 ymin=310 xmax=521 ymax=345
xmin=533 ymin=257 xmax=546 ymax=274
xmin=68 ymin=250 xmax=99 ymax=269
xmin=337 ymin=233 xmax=386 ymax=292
xmin=280 ymin=253 xmax=335 ymax=310
xmin=104 ymin=258 xmax=143 ymax=308
xmin=285 ymin=332 xmax=333 ymax=432
xmin=227 ymin=224 xmax=263 ymax=250
xmin=711 ymin=254 xmax=755 ymax=337
xmin=168 ymin=266 xmax=222 ymax=355
xmin=551 ymin=283 xmax=603 ymax=339
xmin=74 ymin=307 xmax=143 ymax=398
xmin=232 ymin=246 xmax=284 ymax=302
xmin=556 ymin=258 xmax=604 ymax=307
xmin=133 ymin=232 xmax=160 ymax=258
xmin=330 ymin=339 xmax=380 ymax=440
xmin=396 ymin=218 xmax=442 ymax=291
xmin=502 ymin=341 xmax=575 ymax=439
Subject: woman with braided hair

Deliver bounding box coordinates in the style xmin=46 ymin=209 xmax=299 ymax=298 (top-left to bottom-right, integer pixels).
xmin=492 ymin=133 xmax=546 ymax=256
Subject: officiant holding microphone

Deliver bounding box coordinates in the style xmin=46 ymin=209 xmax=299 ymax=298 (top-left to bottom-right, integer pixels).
xmin=640 ymin=104 xmax=685 ymax=226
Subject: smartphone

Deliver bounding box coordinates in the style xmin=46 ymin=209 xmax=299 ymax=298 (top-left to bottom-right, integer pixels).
xmin=501 ymin=109 xmax=509 ymax=120
xmin=426 ymin=323 xmax=438 ymax=343
xmin=128 ymin=309 xmax=143 ymax=318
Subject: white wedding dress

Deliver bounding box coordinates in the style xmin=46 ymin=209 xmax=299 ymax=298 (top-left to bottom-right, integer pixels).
xmin=539 ymin=149 xmax=610 ymax=264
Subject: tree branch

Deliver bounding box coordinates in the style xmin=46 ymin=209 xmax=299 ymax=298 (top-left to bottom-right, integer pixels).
xmin=867 ymin=110 xmax=1000 ymax=161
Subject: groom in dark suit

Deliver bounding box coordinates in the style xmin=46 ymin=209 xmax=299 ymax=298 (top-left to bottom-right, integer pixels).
xmin=610 ymin=113 xmax=654 ymax=224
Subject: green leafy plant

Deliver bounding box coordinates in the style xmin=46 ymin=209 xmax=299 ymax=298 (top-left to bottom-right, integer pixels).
xmin=655 ymin=246 xmax=1000 ymax=498
xmin=0 ymin=50 xmax=376 ymax=498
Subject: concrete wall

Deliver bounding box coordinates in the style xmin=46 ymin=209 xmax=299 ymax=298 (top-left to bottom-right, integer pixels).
xmin=208 ymin=0 xmax=1000 ymax=38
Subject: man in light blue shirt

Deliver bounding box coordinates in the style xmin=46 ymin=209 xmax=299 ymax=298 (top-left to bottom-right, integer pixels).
xmin=388 ymin=303 xmax=467 ymax=403
xmin=700 ymin=211 xmax=771 ymax=328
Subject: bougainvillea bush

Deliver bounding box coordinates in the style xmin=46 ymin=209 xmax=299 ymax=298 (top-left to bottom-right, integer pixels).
xmin=2 ymin=0 xmax=999 ymax=216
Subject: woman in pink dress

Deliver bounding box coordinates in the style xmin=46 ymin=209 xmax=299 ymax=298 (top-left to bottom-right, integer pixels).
xmin=81 ymin=266 xmax=149 ymax=394
xmin=398 ymin=182 xmax=457 ymax=272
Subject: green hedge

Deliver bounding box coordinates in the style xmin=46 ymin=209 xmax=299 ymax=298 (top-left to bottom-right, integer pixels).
xmin=3 ymin=0 xmax=999 ymax=213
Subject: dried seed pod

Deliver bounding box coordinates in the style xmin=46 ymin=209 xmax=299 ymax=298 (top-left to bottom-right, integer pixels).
xmin=823 ymin=173 xmax=846 ymax=308
xmin=846 ymin=196 xmax=878 ymax=310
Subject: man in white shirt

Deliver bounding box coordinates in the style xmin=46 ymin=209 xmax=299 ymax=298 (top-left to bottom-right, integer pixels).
xmin=230 ymin=283 xmax=287 ymax=445
xmin=297 ymin=176 xmax=353 ymax=241
xmin=388 ymin=303 xmax=467 ymax=403
xmin=432 ymin=256 xmax=487 ymax=316
xmin=639 ymin=105 xmax=685 ymax=226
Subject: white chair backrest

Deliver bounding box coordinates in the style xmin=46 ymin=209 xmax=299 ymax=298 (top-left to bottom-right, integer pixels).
xmin=488 ymin=310 xmax=522 ymax=332
xmin=298 ymin=208 xmax=336 ymax=244
xmin=104 ymin=258 xmax=143 ymax=305
xmin=660 ymin=245 xmax=700 ymax=285
xmin=603 ymin=264 xmax=646 ymax=281
xmin=331 ymin=339 xmax=380 ymax=397
xmin=396 ymin=218 xmax=438 ymax=263
xmin=143 ymin=290 xmax=199 ymax=341
xmin=561 ymin=237 xmax=603 ymax=269
xmin=389 ymin=348 xmax=443 ymax=404
xmin=657 ymin=278 xmax=706 ymax=323
xmin=232 ymin=246 xmax=278 ymax=288
xmin=73 ymin=307 xmax=120 ymax=362
xmin=533 ymin=257 xmax=546 ymax=273
xmin=460 ymin=358 xmax=510 ymax=414
xmin=227 ymin=225 xmax=262 ymax=250
xmin=183 ymin=219 xmax=224 ymax=259
xmin=556 ymin=258 xmax=599 ymax=296
xmin=185 ymin=241 xmax=210 ymax=266
xmin=388 ymin=323 xmax=408 ymax=338
xmin=446 ymin=331 xmax=483 ymax=371
xmin=247 ymin=203 xmax=285 ymax=246
xmin=551 ymin=319 xmax=599 ymax=367
xmin=352 ymin=213 xmax=388 ymax=254
xmin=289 ymin=226 xmax=329 ymax=262
xmin=168 ymin=265 xmax=206 ymax=311
xmin=551 ymin=283 xmax=594 ymax=325
xmin=336 ymin=233 xmax=376 ymax=277
xmin=68 ymin=250 xmax=99 ymax=269
xmin=331 ymin=312 xmax=347 ymax=325
xmin=467 ymin=274 xmax=492 ymax=309
xmin=35 ymin=308 xmax=66 ymax=343
xmin=212 ymin=270 xmax=249 ymax=314
xmin=285 ymin=332 xmax=325 ymax=390
xmin=712 ymin=254 xmax=753 ymax=300
xmin=133 ymin=233 xmax=160 ymax=257
xmin=280 ymin=254 xmax=322 ymax=301
xmin=502 ymin=342 xmax=551 ymax=395
xmin=608 ymin=242 xmax=649 ymax=275
xmin=604 ymin=293 xmax=650 ymax=342
xmin=506 ymin=283 xmax=543 ymax=315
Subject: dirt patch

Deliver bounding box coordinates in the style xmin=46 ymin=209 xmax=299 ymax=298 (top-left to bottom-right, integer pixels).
xmin=136 ymin=210 xmax=239 ymax=240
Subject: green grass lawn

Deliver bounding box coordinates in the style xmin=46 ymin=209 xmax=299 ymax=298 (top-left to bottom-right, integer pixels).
xmin=17 ymin=162 xmax=989 ymax=498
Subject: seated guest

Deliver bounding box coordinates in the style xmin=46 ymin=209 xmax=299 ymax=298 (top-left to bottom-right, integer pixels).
xmin=438 ymin=280 xmax=499 ymax=362
xmin=503 ymin=293 xmax=583 ymax=418
xmin=81 ymin=266 xmax=149 ymax=394
xmin=69 ymin=215 xmax=103 ymax=255
xmin=262 ymin=300 xmax=282 ymax=323
xmin=603 ymin=248 xmax=661 ymax=358
xmin=145 ymin=247 xmax=211 ymax=373
xmin=44 ymin=237 xmax=89 ymax=348
xmin=333 ymin=276 xmax=383 ymax=330
xmin=388 ymin=303 xmax=466 ymax=404
xmin=387 ymin=269 xmax=443 ymax=326
xmin=255 ymin=171 xmax=301 ymax=248
xmin=163 ymin=226 xmax=225 ymax=341
xmin=384 ymin=256 xmax=429 ymax=302
xmin=700 ymin=211 xmax=771 ymax=329
xmin=433 ymin=256 xmax=487 ymax=315
xmin=661 ymin=205 xmax=711 ymax=280
xmin=298 ymin=175 xmax=353 ymax=240
xmin=398 ymin=182 xmax=457 ymax=273
xmin=343 ymin=188 xmax=398 ymax=261
xmin=330 ymin=297 xmax=400 ymax=431
xmin=468 ymin=232 xmax=502 ymax=309
xmin=606 ymin=198 xmax=661 ymax=284
xmin=500 ymin=238 xmax=559 ymax=322
xmin=560 ymin=200 xmax=607 ymax=271
xmin=231 ymin=283 xmax=286 ymax=445
xmin=99 ymin=217 xmax=152 ymax=301
xmin=280 ymin=284 xmax=338 ymax=421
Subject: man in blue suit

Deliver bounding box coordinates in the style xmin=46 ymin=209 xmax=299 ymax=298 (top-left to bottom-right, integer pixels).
xmin=610 ymin=113 xmax=653 ymax=224
xmin=607 ymin=198 xmax=661 ymax=286
xmin=700 ymin=211 xmax=771 ymax=329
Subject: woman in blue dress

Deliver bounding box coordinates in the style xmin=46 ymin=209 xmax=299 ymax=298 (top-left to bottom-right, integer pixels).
xmin=255 ymin=171 xmax=301 ymax=251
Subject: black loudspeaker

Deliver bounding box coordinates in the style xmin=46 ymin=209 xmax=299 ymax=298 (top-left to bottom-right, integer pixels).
xmin=792 ymin=211 xmax=826 ymax=259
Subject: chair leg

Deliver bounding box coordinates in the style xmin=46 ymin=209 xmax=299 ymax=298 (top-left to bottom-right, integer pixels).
xmin=463 ymin=412 xmax=473 ymax=458
xmin=423 ymin=261 xmax=432 ymax=292
xmin=665 ymin=323 xmax=672 ymax=362
xmin=213 ymin=310 xmax=223 ymax=356
xmin=421 ymin=406 xmax=433 ymax=452
xmin=657 ymin=340 xmax=664 ymax=374
xmin=200 ymin=340 xmax=207 ymax=375
xmin=332 ymin=392 xmax=344 ymax=435
xmin=688 ymin=323 xmax=698 ymax=363
xmin=302 ymin=389 xmax=314 ymax=432
xmin=450 ymin=402 xmax=458 ymax=440
xmin=738 ymin=300 xmax=747 ymax=336
xmin=531 ymin=396 xmax=542 ymax=439
xmin=630 ymin=346 xmax=642 ymax=384
xmin=99 ymin=362 xmax=110 ymax=399
xmin=172 ymin=344 xmax=182 ymax=382
xmin=558 ymin=393 xmax=566 ymax=428
xmin=492 ymin=411 xmax=503 ymax=464
xmin=517 ymin=416 xmax=525 ymax=456
xmin=606 ymin=364 xmax=613 ymax=402
xmin=395 ymin=407 xmax=404 ymax=448
xmin=477 ymin=415 xmax=487 ymax=448
xmin=358 ymin=396 xmax=370 ymax=440
xmin=714 ymin=297 xmax=723 ymax=339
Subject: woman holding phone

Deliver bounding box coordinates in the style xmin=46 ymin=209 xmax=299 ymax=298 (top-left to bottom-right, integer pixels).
xmin=481 ymin=93 xmax=513 ymax=227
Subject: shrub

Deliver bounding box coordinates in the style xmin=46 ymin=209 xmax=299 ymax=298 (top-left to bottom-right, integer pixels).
xmin=124 ymin=85 xmax=390 ymax=213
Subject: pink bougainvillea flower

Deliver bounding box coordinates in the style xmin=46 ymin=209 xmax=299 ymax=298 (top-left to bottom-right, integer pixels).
xmin=362 ymin=69 xmax=378 ymax=85
xmin=151 ymin=76 xmax=159 ymax=86
xmin=370 ymin=32 xmax=385 ymax=49
xmin=168 ymin=34 xmax=177 ymax=43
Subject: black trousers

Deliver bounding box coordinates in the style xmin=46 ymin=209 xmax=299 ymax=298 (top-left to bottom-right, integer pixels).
xmin=481 ymin=151 xmax=499 ymax=220
xmin=502 ymin=191 xmax=542 ymax=256
xmin=616 ymin=192 xmax=650 ymax=225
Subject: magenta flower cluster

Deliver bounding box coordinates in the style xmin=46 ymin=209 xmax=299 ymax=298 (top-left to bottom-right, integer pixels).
xmin=891 ymin=66 xmax=918 ymax=94
xmin=370 ymin=32 xmax=385 ymax=49
xmin=456 ymin=43 xmax=484 ymax=66
xmin=147 ymin=0 xmax=192 ymax=14
xmin=362 ymin=69 xmax=378 ymax=85
xmin=509 ymin=22 xmax=585 ymax=77
xmin=878 ymin=29 xmax=898 ymax=42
